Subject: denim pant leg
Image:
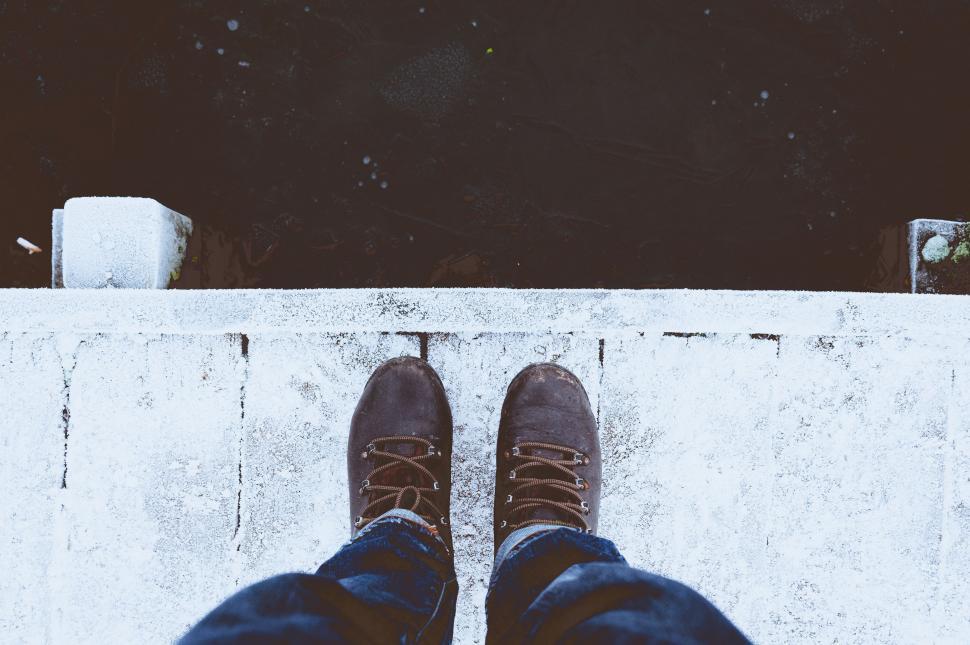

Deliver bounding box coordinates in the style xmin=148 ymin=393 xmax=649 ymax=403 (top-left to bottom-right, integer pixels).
xmin=486 ymin=528 xmax=750 ymax=644
xmin=181 ymin=511 xmax=458 ymax=644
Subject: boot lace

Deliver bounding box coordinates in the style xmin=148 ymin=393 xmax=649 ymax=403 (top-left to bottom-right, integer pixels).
xmin=355 ymin=435 xmax=446 ymax=530
xmin=501 ymin=441 xmax=591 ymax=533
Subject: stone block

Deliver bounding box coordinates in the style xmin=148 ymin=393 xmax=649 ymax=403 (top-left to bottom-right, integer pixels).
xmin=54 ymin=197 xmax=193 ymax=289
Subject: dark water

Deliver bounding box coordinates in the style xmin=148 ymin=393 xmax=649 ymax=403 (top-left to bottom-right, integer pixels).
xmin=3 ymin=1 xmax=970 ymax=289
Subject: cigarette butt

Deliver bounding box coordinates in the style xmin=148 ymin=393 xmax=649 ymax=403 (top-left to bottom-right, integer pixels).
xmin=16 ymin=237 xmax=43 ymax=254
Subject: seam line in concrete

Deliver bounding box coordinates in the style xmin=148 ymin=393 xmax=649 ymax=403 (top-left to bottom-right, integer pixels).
xmin=55 ymin=338 xmax=84 ymax=490
xmin=230 ymin=332 xmax=250 ymax=586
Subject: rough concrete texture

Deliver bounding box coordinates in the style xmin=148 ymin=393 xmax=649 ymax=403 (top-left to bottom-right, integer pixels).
xmin=58 ymin=197 xmax=193 ymax=289
xmin=909 ymin=219 xmax=970 ymax=294
xmin=0 ymin=288 xmax=968 ymax=644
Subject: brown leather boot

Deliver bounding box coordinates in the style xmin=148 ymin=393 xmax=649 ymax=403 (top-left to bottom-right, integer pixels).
xmin=348 ymin=357 xmax=454 ymax=551
xmin=494 ymin=363 xmax=601 ymax=551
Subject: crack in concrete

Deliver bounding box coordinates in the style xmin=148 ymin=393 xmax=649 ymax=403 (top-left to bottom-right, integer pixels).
xmin=662 ymin=331 xmax=710 ymax=338
xmin=233 ymin=334 xmax=249 ymax=542
xmin=597 ymin=338 xmax=605 ymax=428
xmin=396 ymin=332 xmax=429 ymax=360
xmin=55 ymin=338 xmax=84 ymax=490
xmin=60 ymin=399 xmax=70 ymax=490
xmin=750 ymin=333 xmax=782 ymax=358
xmin=226 ymin=332 xmax=252 ymax=588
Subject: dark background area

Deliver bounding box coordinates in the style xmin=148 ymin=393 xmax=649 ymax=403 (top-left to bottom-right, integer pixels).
xmin=2 ymin=0 xmax=969 ymax=288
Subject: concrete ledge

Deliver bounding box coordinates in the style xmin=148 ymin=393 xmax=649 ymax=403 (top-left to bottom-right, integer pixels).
xmin=1 ymin=288 xmax=969 ymax=335
xmin=1 ymin=288 xmax=968 ymax=644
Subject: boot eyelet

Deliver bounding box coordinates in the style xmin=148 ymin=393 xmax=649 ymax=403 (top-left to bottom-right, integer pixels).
xmin=506 ymin=494 xmax=513 ymax=504
xmin=575 ymin=477 xmax=587 ymax=489
xmin=362 ymin=443 xmax=376 ymax=458
xmin=439 ymin=516 xmax=449 ymax=526
xmin=511 ymin=446 xmax=521 ymax=456
xmin=432 ymin=481 xmax=441 ymax=491
xmin=585 ymin=528 xmax=593 ymax=534
xmin=580 ymin=501 xmax=590 ymax=514
xmin=354 ymin=516 xmax=364 ymax=528
xmin=427 ymin=445 xmax=437 ymax=456
xmin=500 ymin=520 xmax=508 ymax=529
xmin=508 ymin=470 xmax=517 ymax=480
xmin=359 ymin=479 xmax=370 ymax=494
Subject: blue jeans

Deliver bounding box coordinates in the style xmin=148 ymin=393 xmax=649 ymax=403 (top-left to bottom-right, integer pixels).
xmin=182 ymin=512 xmax=749 ymax=644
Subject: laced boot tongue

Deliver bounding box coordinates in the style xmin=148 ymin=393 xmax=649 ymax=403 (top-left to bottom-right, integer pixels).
xmin=381 ymin=463 xmax=425 ymax=489
xmin=528 ymin=446 xmax=567 ymax=460
xmin=376 ymin=439 xmax=433 ymax=488
xmin=507 ymin=442 xmax=588 ymax=529
xmin=395 ymin=485 xmax=423 ymax=512
xmin=384 ymin=439 xmax=422 ymax=457
xmin=358 ymin=436 xmax=444 ymax=528
xmin=524 ymin=462 xmax=576 ymax=523
xmin=526 ymin=505 xmax=565 ymax=523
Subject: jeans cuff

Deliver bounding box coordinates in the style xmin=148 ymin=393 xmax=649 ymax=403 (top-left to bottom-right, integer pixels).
xmin=357 ymin=508 xmax=450 ymax=554
xmin=492 ymin=524 xmax=579 ymax=583
xmin=374 ymin=508 xmax=432 ymax=528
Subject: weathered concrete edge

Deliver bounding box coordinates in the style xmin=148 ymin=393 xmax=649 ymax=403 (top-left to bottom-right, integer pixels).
xmin=0 ymin=289 xmax=968 ymax=336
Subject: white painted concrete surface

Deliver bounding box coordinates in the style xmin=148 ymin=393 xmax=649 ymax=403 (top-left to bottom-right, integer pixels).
xmin=0 ymin=289 xmax=968 ymax=644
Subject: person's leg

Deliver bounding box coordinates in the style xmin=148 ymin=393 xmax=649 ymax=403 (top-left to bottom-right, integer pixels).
xmin=182 ymin=357 xmax=458 ymax=644
xmin=487 ymin=527 xmax=747 ymax=643
xmin=487 ymin=363 xmax=749 ymax=644
xmin=182 ymin=509 xmax=456 ymax=644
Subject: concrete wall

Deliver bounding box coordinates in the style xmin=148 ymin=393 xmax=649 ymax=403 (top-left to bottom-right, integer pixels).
xmin=1 ymin=289 xmax=968 ymax=643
